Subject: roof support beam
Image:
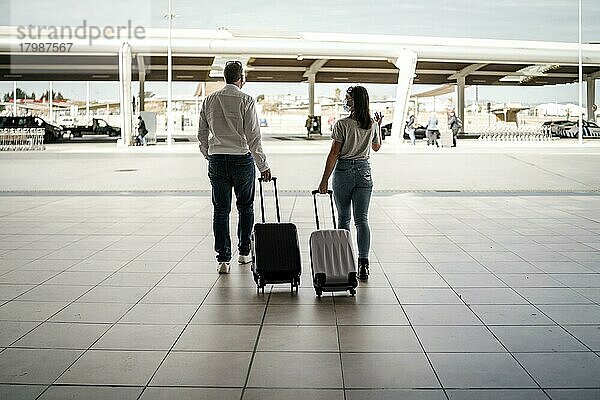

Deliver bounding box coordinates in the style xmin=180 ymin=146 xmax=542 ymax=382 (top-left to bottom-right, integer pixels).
xmin=303 ymin=59 xmax=328 ymax=78
xmin=448 ymin=63 xmax=488 ymax=79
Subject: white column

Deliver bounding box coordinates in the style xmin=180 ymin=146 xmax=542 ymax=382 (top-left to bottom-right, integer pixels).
xmin=586 ymin=77 xmax=596 ymax=122
xmin=457 ymin=76 xmax=466 ymax=131
xmin=86 ymin=81 xmax=90 ymax=122
xmin=118 ymin=42 xmax=133 ymax=146
xmin=12 ymin=81 xmax=17 ymax=115
xmin=49 ymin=81 xmax=53 ymax=123
xmin=137 ymin=54 xmax=146 ymax=112
xmin=308 ymin=74 xmax=315 ymax=117
xmin=390 ymin=49 xmax=418 ymax=141
xmin=166 ymin=0 xmax=174 ymax=146
xmin=578 ymin=0 xmax=583 ymax=144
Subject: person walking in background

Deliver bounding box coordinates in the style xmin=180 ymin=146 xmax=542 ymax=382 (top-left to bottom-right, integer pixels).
xmin=198 ymin=60 xmax=272 ymax=275
xmin=405 ymin=114 xmax=417 ymax=145
xmin=426 ymin=112 xmax=439 ymax=147
xmin=305 ymin=115 xmax=312 ymax=135
xmin=448 ymin=110 xmax=462 ymax=147
xmin=136 ymin=116 xmax=148 ymax=146
xmin=318 ymin=86 xmax=383 ymax=280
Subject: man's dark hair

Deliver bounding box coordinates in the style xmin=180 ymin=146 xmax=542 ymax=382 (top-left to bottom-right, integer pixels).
xmin=224 ymin=61 xmax=243 ymax=84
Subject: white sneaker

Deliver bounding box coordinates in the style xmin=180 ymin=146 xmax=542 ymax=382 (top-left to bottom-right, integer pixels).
xmin=217 ymin=262 xmax=230 ymax=274
xmin=238 ymin=254 xmax=253 ymax=264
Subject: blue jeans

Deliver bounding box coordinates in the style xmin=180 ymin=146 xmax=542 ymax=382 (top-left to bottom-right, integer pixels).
xmin=332 ymin=159 xmax=373 ymax=259
xmin=208 ymin=153 xmax=255 ymax=262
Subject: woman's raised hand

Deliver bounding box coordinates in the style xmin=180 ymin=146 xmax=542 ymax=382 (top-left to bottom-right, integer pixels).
xmin=374 ymin=112 xmax=384 ymax=126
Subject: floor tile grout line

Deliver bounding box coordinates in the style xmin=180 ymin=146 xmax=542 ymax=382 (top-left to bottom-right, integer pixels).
xmin=417 ymin=246 xmax=555 ymax=398
xmin=439 ymin=219 xmax=600 ymax=358
xmin=135 ymin=267 xmax=222 ymax=400
xmin=378 ymin=262 xmax=450 ymax=400
xmin=31 ymin=210 xmax=203 ymax=400
xmin=380 ymin=203 xmax=549 ymax=398
xmin=0 ymin=231 xmax=120 ymax=348
xmin=239 ymin=286 xmax=272 ymax=400
xmin=332 ymin=294 xmax=348 ymax=400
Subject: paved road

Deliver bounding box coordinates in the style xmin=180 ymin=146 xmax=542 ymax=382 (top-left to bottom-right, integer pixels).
xmin=1 ymin=140 xmax=600 ymax=193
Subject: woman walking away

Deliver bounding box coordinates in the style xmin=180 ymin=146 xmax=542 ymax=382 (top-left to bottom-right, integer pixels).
xmin=318 ymin=86 xmax=383 ymax=280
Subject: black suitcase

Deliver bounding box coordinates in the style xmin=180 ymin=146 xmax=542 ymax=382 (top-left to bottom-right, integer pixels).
xmin=251 ymin=177 xmax=301 ymax=293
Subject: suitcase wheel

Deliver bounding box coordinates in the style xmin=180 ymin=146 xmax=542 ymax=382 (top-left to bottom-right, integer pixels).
xmin=315 ymin=287 xmax=322 ymax=297
xmin=349 ymin=288 xmax=356 ymax=296
xmin=256 ymin=276 xmax=266 ymax=294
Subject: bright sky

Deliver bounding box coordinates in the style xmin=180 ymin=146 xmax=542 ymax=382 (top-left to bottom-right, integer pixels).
xmin=2 ymin=0 xmax=599 ymax=103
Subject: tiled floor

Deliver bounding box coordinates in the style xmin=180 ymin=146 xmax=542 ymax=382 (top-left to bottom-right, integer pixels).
xmin=0 ymin=193 xmax=599 ymax=400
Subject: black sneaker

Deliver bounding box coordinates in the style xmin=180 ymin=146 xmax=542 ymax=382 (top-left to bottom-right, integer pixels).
xmin=358 ymin=258 xmax=369 ymax=280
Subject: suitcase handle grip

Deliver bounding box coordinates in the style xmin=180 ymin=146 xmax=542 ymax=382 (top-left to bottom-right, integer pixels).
xmin=311 ymin=190 xmax=336 ymax=230
xmin=258 ymin=177 xmax=281 ymax=223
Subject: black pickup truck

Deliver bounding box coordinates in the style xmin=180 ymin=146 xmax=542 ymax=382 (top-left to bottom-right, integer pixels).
xmin=66 ymin=118 xmax=121 ymax=138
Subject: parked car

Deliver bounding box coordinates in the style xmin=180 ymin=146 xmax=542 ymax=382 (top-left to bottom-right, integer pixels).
xmin=67 ymin=118 xmax=121 ymax=138
xmin=541 ymin=120 xmax=575 ymax=136
xmin=0 ymin=115 xmax=63 ymax=142
xmin=381 ymin=123 xmax=427 ymax=140
xmin=559 ymin=120 xmax=600 ymax=138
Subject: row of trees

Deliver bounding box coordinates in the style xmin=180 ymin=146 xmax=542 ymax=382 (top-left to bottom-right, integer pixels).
xmin=2 ymin=88 xmax=65 ymax=102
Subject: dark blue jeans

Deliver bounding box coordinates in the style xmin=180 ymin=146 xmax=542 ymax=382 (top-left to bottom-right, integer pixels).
xmin=208 ymin=153 xmax=255 ymax=262
xmin=332 ymin=159 xmax=373 ymax=259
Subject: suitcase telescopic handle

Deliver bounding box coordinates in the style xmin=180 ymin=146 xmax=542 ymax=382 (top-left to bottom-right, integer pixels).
xmin=258 ymin=177 xmax=281 ymax=223
xmin=311 ymin=190 xmax=336 ymax=230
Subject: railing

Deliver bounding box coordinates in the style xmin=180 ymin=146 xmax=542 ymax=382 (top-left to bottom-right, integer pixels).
xmin=478 ymin=125 xmax=552 ymax=141
xmin=0 ymin=128 xmax=45 ymax=151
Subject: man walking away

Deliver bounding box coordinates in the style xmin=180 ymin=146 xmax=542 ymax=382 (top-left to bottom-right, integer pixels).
xmin=198 ymin=61 xmax=272 ymax=274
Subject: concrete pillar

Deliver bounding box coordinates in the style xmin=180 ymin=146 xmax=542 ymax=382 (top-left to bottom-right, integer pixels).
xmin=137 ymin=54 xmax=145 ymax=112
xmin=86 ymin=81 xmax=90 ymax=122
xmin=12 ymin=81 xmax=16 ymax=115
xmin=118 ymin=42 xmax=133 ymax=146
xmin=457 ymin=76 xmax=465 ymax=132
xmin=308 ymin=74 xmax=315 ymax=117
xmin=49 ymin=81 xmax=53 ymax=123
xmin=391 ymin=49 xmax=418 ymax=141
xmin=166 ymin=0 xmax=174 ymax=146
xmin=587 ymin=77 xmax=596 ymax=122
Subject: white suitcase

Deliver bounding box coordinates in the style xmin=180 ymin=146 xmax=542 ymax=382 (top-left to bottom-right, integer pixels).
xmin=309 ymin=190 xmax=358 ymax=297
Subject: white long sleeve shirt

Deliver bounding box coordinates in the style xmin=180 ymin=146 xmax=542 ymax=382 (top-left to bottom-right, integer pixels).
xmin=197 ymin=84 xmax=269 ymax=172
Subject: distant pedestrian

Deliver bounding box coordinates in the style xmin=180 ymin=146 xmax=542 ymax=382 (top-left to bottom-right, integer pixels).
xmin=448 ymin=111 xmax=462 ymax=147
xmin=137 ymin=116 xmax=148 ymax=146
xmin=405 ymin=114 xmax=417 ymax=145
xmin=305 ymin=115 xmax=312 ymax=135
xmin=198 ymin=60 xmax=271 ymax=275
xmin=426 ymin=113 xmax=439 ymax=147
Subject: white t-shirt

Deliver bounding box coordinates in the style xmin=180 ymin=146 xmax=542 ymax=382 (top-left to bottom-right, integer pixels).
xmin=331 ymin=117 xmax=381 ymax=160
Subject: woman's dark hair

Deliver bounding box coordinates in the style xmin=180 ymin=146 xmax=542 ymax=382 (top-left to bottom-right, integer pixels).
xmin=347 ymin=86 xmax=372 ymax=130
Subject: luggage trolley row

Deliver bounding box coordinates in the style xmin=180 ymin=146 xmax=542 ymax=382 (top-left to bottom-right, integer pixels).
xmin=251 ymin=177 xmax=358 ymax=297
xmin=0 ymin=128 xmax=45 ymax=151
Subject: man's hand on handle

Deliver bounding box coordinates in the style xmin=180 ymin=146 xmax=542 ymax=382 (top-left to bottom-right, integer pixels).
xmin=261 ymin=169 xmax=272 ymax=182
